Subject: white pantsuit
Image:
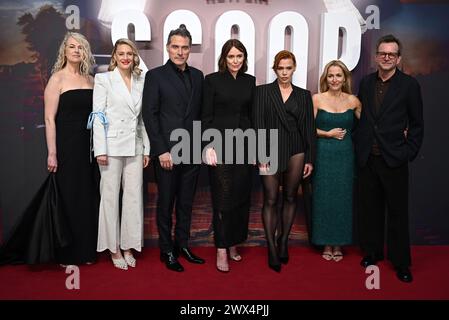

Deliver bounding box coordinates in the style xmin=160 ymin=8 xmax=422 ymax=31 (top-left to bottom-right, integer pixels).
xmin=92 ymin=68 xmax=150 ymax=253
xmin=97 ymin=156 xmax=143 ymax=252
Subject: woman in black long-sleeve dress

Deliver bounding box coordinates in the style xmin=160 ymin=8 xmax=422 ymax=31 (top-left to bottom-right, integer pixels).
xmin=253 ymin=50 xmax=316 ymax=272
xmin=202 ymin=39 xmax=255 ymax=273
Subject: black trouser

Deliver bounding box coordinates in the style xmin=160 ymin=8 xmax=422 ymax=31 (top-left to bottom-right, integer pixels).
xmin=154 ymin=162 xmax=200 ymax=252
xmin=358 ymin=154 xmax=411 ymax=268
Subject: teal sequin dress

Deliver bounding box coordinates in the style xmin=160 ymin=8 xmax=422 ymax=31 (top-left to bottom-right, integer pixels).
xmin=311 ymin=109 xmax=354 ymax=245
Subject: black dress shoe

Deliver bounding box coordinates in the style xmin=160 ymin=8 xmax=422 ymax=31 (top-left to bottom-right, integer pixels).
xmin=279 ymin=256 xmax=289 ymax=264
xmin=360 ymin=254 xmax=384 ymax=268
xmin=160 ymin=252 xmax=184 ymax=272
xmin=396 ymin=267 xmax=413 ymax=283
xmin=175 ymin=247 xmax=205 ymax=264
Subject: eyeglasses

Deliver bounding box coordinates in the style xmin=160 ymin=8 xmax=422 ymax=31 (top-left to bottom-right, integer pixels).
xmin=376 ymin=51 xmax=399 ymax=59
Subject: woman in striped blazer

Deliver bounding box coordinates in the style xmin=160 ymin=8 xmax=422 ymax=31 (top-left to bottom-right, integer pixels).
xmin=253 ymin=50 xmax=316 ymax=272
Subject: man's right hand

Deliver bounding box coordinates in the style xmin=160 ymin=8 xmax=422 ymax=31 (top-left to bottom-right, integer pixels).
xmin=159 ymin=152 xmax=173 ymax=170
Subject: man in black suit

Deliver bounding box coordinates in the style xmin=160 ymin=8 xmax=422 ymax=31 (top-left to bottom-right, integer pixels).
xmin=355 ymin=35 xmax=424 ymax=282
xmin=142 ymin=24 xmax=204 ymax=272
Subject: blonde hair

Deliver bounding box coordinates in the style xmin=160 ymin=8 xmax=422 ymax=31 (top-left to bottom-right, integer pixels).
xmin=108 ymin=38 xmax=142 ymax=76
xmin=319 ymin=60 xmax=352 ymax=94
xmin=51 ymin=32 xmax=95 ymax=75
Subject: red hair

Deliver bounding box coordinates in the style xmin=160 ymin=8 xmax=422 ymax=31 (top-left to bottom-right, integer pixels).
xmin=272 ymin=50 xmax=296 ymax=70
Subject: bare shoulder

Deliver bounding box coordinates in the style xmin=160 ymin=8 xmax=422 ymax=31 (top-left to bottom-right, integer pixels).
xmin=312 ymin=92 xmax=324 ymax=104
xmin=88 ymin=74 xmax=95 ymax=86
xmin=45 ymin=71 xmax=63 ymax=93
xmin=348 ymin=94 xmax=361 ymax=108
xmin=48 ymin=70 xmax=64 ymax=83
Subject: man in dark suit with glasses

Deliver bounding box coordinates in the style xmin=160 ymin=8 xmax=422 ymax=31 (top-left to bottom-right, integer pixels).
xmin=355 ymin=34 xmax=424 ymax=283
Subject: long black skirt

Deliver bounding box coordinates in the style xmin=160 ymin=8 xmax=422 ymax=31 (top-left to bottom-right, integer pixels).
xmin=0 ymin=174 xmax=72 ymax=264
xmin=209 ymin=164 xmax=253 ymax=248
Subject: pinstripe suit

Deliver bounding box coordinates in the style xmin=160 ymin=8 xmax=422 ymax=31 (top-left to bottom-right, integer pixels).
xmin=253 ymin=81 xmax=316 ymax=173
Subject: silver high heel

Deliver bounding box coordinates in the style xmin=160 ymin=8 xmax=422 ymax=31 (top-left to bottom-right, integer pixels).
xmin=111 ymin=256 xmax=128 ymax=270
xmin=229 ymin=247 xmax=242 ymax=262
xmin=124 ymin=253 xmax=136 ymax=268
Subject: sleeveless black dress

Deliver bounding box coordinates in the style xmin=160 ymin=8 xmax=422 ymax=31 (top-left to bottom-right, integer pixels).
xmin=0 ymin=89 xmax=99 ymax=265
xmin=54 ymin=89 xmax=99 ymax=264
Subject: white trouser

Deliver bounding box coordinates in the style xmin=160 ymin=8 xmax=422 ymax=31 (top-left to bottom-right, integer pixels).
xmin=97 ymin=155 xmax=144 ymax=253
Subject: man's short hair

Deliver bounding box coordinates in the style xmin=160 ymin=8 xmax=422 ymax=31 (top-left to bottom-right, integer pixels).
xmin=376 ymin=34 xmax=402 ymax=56
xmin=166 ymin=24 xmax=192 ymax=46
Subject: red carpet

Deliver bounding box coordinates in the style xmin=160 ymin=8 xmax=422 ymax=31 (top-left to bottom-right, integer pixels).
xmin=0 ymin=246 xmax=448 ymax=300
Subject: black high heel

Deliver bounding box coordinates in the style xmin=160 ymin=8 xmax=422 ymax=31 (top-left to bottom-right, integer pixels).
xmin=269 ymin=261 xmax=281 ymax=273
xmin=277 ymin=237 xmax=289 ymax=264
xmin=268 ymin=248 xmax=281 ymax=273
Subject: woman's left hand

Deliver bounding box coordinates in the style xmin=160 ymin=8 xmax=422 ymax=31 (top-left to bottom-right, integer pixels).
xmin=143 ymin=155 xmax=150 ymax=168
xmin=205 ymin=148 xmax=218 ymax=166
xmin=303 ymin=163 xmax=313 ymax=178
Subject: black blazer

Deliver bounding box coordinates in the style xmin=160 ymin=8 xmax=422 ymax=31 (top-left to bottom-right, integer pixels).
xmin=253 ymin=81 xmax=316 ymax=168
xmin=355 ymin=69 xmax=424 ymax=167
xmin=142 ymin=61 xmax=204 ymax=158
xmin=202 ymin=71 xmax=256 ymax=132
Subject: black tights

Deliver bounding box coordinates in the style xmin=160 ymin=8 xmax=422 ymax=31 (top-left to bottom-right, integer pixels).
xmin=261 ymin=153 xmax=305 ymax=265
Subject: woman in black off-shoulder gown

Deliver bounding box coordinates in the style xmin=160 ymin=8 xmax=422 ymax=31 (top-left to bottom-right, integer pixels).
xmin=0 ymin=32 xmax=99 ymax=265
